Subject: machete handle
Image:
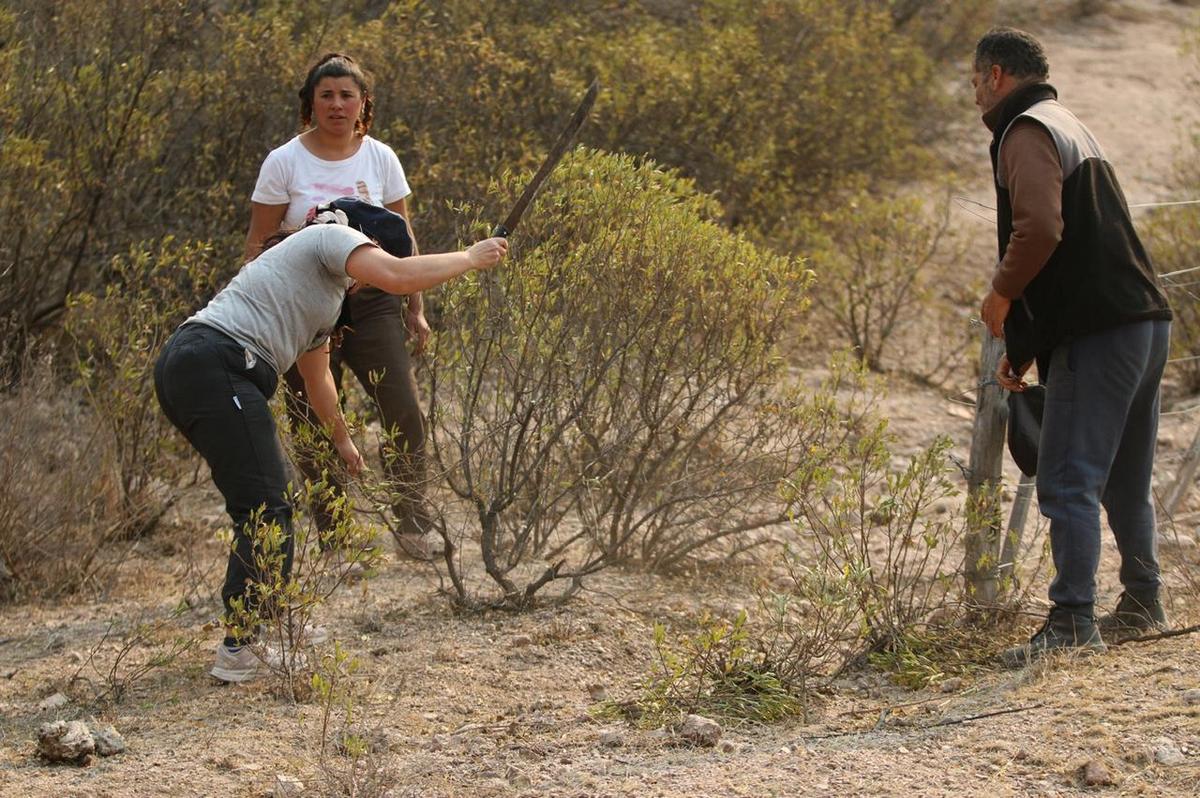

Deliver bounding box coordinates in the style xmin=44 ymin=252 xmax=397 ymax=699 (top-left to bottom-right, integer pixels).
xmin=491 ymin=224 xmax=509 ymax=238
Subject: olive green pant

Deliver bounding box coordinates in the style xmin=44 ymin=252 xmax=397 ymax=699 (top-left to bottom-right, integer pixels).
xmin=284 ymin=287 xmax=427 ymax=533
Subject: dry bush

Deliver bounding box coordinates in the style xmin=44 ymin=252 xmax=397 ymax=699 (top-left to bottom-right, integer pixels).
xmin=66 ymin=608 xmax=201 ymax=707
xmin=65 ymin=238 xmax=226 ymax=536
xmin=425 ymin=150 xmax=824 ymax=607
xmin=1144 ymin=159 xmax=1200 ymax=395
xmin=0 ymin=353 xmax=133 ymax=600
xmin=798 ymin=190 xmax=961 ymax=373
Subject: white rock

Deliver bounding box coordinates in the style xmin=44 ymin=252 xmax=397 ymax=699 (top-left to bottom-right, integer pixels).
xmin=38 ymin=692 xmax=69 ymax=712
xmin=89 ymin=724 xmax=125 ymax=756
xmin=1152 ymin=737 xmax=1186 ymax=766
xmin=1182 ymin=689 xmax=1200 ymax=706
xmin=939 ymin=677 xmax=964 ymax=693
xmin=679 ymin=714 xmax=722 ymax=747
xmin=273 ymin=774 xmax=305 ymax=798
xmin=37 ymin=720 xmax=94 ymax=764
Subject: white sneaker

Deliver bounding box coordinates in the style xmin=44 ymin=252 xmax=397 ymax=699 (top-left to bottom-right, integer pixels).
xmin=210 ymin=643 xmax=282 ymax=683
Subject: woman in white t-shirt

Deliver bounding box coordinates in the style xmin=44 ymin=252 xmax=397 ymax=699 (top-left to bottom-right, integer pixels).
xmin=245 ymin=53 xmax=436 ymax=560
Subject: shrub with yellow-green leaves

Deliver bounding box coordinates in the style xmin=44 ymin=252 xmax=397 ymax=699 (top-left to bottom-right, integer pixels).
xmin=425 ymin=149 xmax=828 ymax=606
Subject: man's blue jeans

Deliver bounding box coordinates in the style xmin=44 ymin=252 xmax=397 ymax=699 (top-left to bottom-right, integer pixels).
xmin=1037 ymin=319 xmax=1170 ymax=610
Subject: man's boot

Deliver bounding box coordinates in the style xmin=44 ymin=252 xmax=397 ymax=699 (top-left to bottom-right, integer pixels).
xmin=1000 ymin=605 xmax=1107 ymax=669
xmin=1096 ymin=590 xmax=1168 ymax=643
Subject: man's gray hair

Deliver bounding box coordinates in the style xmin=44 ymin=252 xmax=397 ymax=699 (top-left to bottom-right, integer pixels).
xmin=974 ymin=27 xmax=1049 ymax=80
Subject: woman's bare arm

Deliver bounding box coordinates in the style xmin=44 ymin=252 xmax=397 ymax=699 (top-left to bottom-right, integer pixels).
xmin=345 ymin=237 xmax=507 ymax=296
xmin=244 ymin=202 xmax=289 ymax=262
xmin=294 ymin=345 xmax=363 ymax=475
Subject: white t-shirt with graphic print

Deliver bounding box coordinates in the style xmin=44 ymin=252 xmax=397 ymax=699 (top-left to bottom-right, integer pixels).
xmin=251 ymin=135 xmax=411 ymax=230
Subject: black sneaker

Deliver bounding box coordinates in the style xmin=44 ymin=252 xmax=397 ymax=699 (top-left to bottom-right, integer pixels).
xmin=1000 ymin=607 xmax=1107 ymax=669
xmin=1096 ymin=591 xmax=1168 ymax=643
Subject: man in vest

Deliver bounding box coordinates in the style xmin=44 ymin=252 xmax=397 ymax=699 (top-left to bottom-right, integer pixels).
xmin=972 ymin=27 xmax=1173 ymax=667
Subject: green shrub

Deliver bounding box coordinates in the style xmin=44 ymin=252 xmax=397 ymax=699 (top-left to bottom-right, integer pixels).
xmin=606 ymin=612 xmax=804 ymax=727
xmin=425 ymin=150 xmax=821 ymax=606
xmin=65 ymin=237 xmax=226 ymax=535
xmin=799 ymin=190 xmax=958 ymax=372
xmin=784 ymin=428 xmax=967 ymax=655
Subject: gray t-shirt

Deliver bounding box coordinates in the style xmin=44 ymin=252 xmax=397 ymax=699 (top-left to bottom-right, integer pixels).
xmin=188 ymin=224 xmax=373 ymax=373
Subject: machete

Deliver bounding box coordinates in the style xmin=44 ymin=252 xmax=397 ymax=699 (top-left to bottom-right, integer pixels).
xmin=492 ymin=78 xmax=600 ymax=238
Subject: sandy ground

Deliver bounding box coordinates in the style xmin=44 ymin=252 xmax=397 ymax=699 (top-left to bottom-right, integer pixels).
xmin=3 ymin=2 xmax=1200 ymax=796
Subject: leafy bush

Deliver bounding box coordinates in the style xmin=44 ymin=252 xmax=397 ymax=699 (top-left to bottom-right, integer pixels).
xmin=785 ymin=429 xmax=967 ymax=656
xmin=0 ymin=0 xmax=994 ymax=612
xmin=800 ymin=190 xmax=959 ymax=372
xmin=1 ymin=0 xmax=987 ymax=360
xmin=65 ymin=237 xmax=226 ymax=536
xmin=606 ymin=612 xmax=803 ymax=727
xmin=225 ymin=492 xmax=382 ymax=702
xmin=425 ymin=150 xmax=824 ymax=606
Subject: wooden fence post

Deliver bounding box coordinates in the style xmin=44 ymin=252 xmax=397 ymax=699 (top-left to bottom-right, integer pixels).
xmin=964 ymin=330 xmax=1008 ymax=609
xmin=1000 ymin=473 xmax=1035 ymax=585
xmin=1162 ymin=422 xmax=1200 ymax=521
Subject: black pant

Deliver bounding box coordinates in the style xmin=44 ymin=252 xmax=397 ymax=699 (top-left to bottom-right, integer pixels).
xmin=154 ymin=323 xmax=293 ymax=618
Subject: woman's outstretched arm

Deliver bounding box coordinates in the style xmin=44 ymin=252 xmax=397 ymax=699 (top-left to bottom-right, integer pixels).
xmin=345 ymin=237 xmax=507 ymax=295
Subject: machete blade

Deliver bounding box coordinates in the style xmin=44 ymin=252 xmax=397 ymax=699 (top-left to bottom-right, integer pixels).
xmin=493 ymin=78 xmax=600 ymax=238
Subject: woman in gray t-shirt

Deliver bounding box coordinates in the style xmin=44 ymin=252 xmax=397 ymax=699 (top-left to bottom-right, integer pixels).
xmin=154 ymin=201 xmax=504 ymax=683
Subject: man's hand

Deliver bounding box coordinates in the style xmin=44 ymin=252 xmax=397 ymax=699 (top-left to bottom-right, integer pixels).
xmin=405 ymin=304 xmax=431 ymax=356
xmin=996 ymin=354 xmax=1033 ymax=393
xmin=980 ymin=288 xmax=1011 ymax=338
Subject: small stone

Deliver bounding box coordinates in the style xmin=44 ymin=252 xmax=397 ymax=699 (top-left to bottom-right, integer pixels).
xmin=679 ymin=714 xmax=722 ymax=747
xmin=940 ymin=677 xmax=964 ymax=693
xmin=1080 ymin=759 xmax=1115 ymax=786
xmin=89 ymin=724 xmax=125 ymax=756
xmin=511 ymin=635 xmax=534 ymax=648
xmin=67 ymin=651 xmax=84 ymax=665
xmin=718 ymin=739 xmax=737 ymax=753
xmin=421 ymin=711 xmax=440 ymax=722
xmin=598 ymin=731 xmax=623 ymax=748
xmin=273 ymin=774 xmax=305 ymax=798
xmin=587 ymin=683 xmax=609 ymax=701
xmin=3 ymin=668 xmax=16 ymax=679
xmin=428 ymin=734 xmax=447 ymax=752
xmin=38 ymin=692 xmax=69 ymax=712
xmin=37 ymin=720 xmax=95 ymax=764
xmin=1152 ymin=737 xmax=1186 ymax=766
xmin=1182 ymin=689 xmax=1200 ymax=706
